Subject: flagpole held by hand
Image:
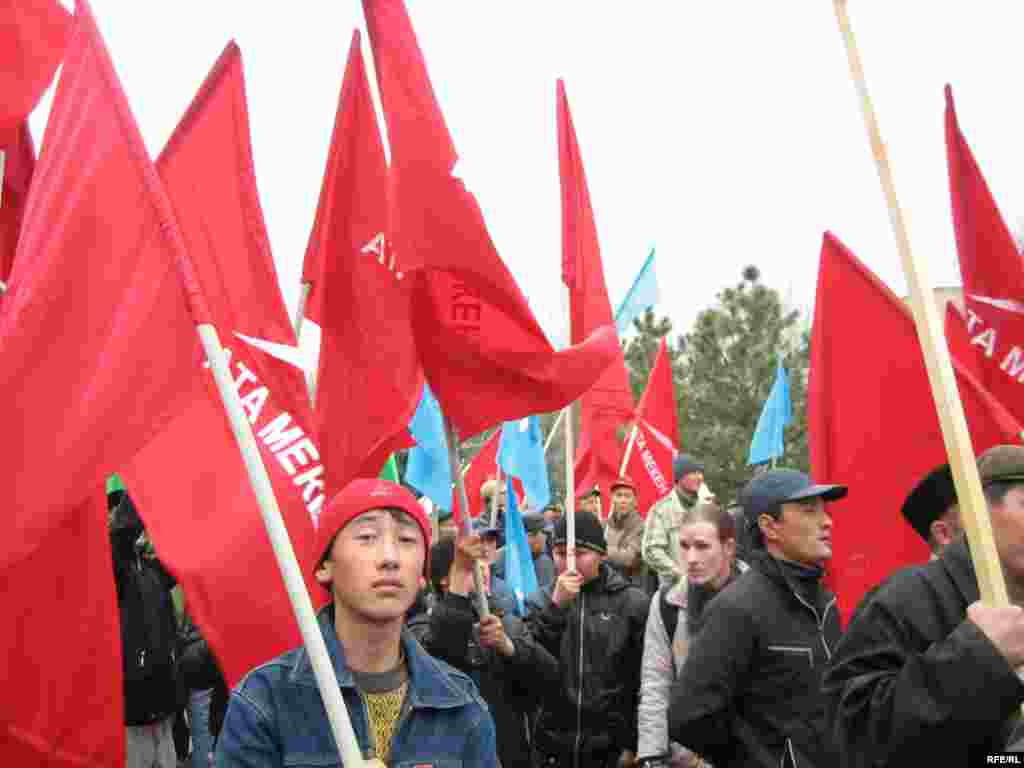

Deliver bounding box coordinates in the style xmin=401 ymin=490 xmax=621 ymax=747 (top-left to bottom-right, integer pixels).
xmin=445 ymin=418 xmax=491 ymax=618
xmin=619 ymin=422 xmax=639 ymax=477
xmin=544 ymin=409 xmax=565 ymax=455
xmin=197 ymin=323 xmax=368 ymax=767
xmin=832 ymin=0 xmax=1007 ymax=608
xmin=564 ymin=401 xmax=577 ymax=574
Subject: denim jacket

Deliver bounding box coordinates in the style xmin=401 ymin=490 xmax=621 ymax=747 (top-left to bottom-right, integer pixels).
xmin=215 ymin=605 xmax=497 ymax=767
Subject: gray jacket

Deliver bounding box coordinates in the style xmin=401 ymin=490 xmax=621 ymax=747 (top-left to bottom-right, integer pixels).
xmin=638 ymin=562 xmax=749 ymax=765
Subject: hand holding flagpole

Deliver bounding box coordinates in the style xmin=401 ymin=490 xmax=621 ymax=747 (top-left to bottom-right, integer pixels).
xmin=832 ymin=0 xmax=1007 ymax=607
xmin=445 ymin=418 xmax=491 ymax=617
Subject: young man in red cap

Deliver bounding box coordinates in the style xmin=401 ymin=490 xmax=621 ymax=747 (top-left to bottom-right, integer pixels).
xmin=606 ymin=475 xmax=647 ymax=587
xmin=216 ymin=479 xmax=497 ymax=767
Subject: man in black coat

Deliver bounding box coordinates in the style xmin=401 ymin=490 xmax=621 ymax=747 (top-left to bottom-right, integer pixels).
xmin=823 ymin=445 xmax=1024 ymax=765
xmin=667 ymin=468 xmax=847 ymax=768
xmin=409 ymin=533 xmax=555 ymax=767
xmin=528 ymin=509 xmax=650 ymax=768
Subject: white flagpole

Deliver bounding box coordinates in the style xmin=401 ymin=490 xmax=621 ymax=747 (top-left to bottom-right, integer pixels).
xmin=619 ymin=423 xmax=639 ymax=477
xmin=293 ymin=281 xmax=318 ymax=404
xmin=0 ymin=150 xmax=6 ymax=207
xmin=445 ymin=417 xmax=491 ymax=617
xmin=544 ymin=409 xmax=565 ymax=455
xmin=197 ymin=323 xmax=367 ymax=767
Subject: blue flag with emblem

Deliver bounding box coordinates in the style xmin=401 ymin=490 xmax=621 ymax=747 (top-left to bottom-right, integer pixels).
xmin=405 ymin=383 xmax=452 ymax=510
xmin=614 ymin=247 xmax=659 ymax=334
xmin=503 ymin=475 xmax=538 ymax=615
xmin=497 ymin=415 xmax=551 ymax=510
xmin=748 ymin=361 xmax=792 ymax=465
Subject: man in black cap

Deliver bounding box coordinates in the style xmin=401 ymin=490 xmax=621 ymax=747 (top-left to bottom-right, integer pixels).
xmin=901 ymin=463 xmax=962 ymax=558
xmin=824 ymin=445 xmax=1024 ymax=765
xmin=643 ymin=454 xmax=706 ymax=589
xmin=668 ymin=468 xmax=847 ymax=767
xmin=578 ymin=484 xmax=603 ymax=519
xmin=528 ymin=509 xmax=651 ymax=767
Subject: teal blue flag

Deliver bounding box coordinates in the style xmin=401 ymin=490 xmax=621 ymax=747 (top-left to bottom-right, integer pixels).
xmin=748 ymin=362 xmax=791 ymax=465
xmin=614 ymin=247 xmax=659 ymax=334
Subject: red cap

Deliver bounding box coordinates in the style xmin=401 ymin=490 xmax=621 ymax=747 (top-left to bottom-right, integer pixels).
xmin=610 ymin=475 xmax=637 ymax=494
xmin=314 ymin=479 xmax=432 ymax=581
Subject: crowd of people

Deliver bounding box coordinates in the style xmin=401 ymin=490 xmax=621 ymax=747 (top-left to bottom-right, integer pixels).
xmin=112 ymin=445 xmax=1024 ymax=767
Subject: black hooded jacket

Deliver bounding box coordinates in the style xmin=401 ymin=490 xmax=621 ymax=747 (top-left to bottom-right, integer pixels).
xmin=527 ymin=562 xmax=650 ymax=758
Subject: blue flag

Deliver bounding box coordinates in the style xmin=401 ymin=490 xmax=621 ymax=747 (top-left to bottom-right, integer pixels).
xmin=405 ymin=384 xmax=452 ymax=510
xmin=614 ymin=247 xmax=659 ymax=335
xmin=503 ymin=476 xmax=539 ymax=615
xmin=497 ymin=416 xmax=551 ymax=511
xmin=748 ymin=362 xmax=792 ymax=465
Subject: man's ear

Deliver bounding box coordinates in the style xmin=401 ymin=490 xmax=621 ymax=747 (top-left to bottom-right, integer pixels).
xmin=723 ymin=537 xmax=737 ymax=561
xmin=315 ymin=559 xmax=333 ymax=587
xmin=758 ymin=513 xmax=779 ymax=544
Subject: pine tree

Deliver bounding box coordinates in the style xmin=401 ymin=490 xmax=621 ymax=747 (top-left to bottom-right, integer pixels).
xmin=679 ymin=265 xmax=810 ymax=505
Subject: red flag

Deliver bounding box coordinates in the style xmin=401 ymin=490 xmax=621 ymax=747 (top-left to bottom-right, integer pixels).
xmin=625 ymin=339 xmax=680 ymax=517
xmin=0 ymin=0 xmax=70 ymax=135
xmin=945 ymin=85 xmax=1024 ymax=426
xmin=361 ymin=0 xmax=619 ymax=438
xmin=557 ymin=80 xmax=635 ymax=497
xmin=0 ymin=122 xmax=35 ymax=283
xmin=462 ymin=430 xmax=501 ymax=520
xmin=303 ymin=30 xmax=420 ymax=494
xmin=946 ymin=302 xmax=982 ymax=381
xmin=0 ymin=488 xmax=124 ymax=766
xmin=0 ymin=0 xmax=203 ymax=570
xmin=809 ymin=232 xmax=1023 ymax=624
xmin=121 ymin=43 xmax=321 ymax=686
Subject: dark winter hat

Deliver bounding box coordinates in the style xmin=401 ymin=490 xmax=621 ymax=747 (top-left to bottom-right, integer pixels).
xmin=473 ymin=519 xmax=502 ymax=541
xmin=552 ymin=509 xmax=607 ymax=556
xmin=522 ymin=512 xmax=547 ymax=535
xmin=429 ymin=538 xmax=456 ymax=593
xmin=742 ymin=468 xmax=847 ymax=530
xmin=436 ymin=507 xmax=454 ymax=523
xmin=673 ymin=454 xmax=705 ymax=482
xmin=315 ymin=479 xmax=432 ymax=580
xmin=901 ymin=465 xmax=957 ymax=543
xmin=978 ymin=445 xmax=1024 ymax=487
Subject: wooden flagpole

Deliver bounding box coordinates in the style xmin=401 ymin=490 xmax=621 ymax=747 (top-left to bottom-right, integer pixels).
xmin=197 ymin=323 xmax=368 ymax=767
xmin=490 ymin=466 xmax=503 ymax=528
xmin=445 ymin=418 xmax=491 ymax=617
xmin=544 ymin=408 xmax=565 ymax=455
xmin=832 ymin=0 xmax=1007 ymax=606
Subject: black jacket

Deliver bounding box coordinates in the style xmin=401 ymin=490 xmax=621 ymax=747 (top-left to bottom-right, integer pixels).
xmin=110 ymin=496 xmax=180 ymax=726
xmin=527 ymin=562 xmax=650 ymax=759
xmin=668 ymin=551 xmax=841 ymax=767
xmin=822 ymin=536 xmax=1024 ymax=766
xmin=177 ymin=617 xmax=230 ymax=744
xmin=408 ymin=590 xmax=556 ymax=767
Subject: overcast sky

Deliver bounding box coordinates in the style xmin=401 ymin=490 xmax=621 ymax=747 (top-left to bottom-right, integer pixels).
xmin=38 ymin=2 xmax=1024 ymax=344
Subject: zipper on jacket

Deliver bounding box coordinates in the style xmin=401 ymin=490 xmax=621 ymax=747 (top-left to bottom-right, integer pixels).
xmin=790 ymin=590 xmax=836 ymax=661
xmin=574 ymin=591 xmax=585 ymax=768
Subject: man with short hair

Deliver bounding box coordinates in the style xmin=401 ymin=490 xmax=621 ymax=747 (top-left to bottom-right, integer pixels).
xmin=493 ymin=511 xmax=557 ymax=590
xmin=824 ymin=446 xmax=1024 ymax=764
xmin=528 ymin=509 xmax=650 ymax=767
xmin=644 ymin=455 xmax=705 ymax=589
xmin=900 ymin=463 xmax=962 ymax=558
xmin=606 ymin=475 xmax=647 ymax=586
xmin=669 ymin=468 xmax=847 ymax=767
xmin=217 ymin=479 xmax=497 ymax=766
xmin=436 ymin=507 xmax=459 ymax=541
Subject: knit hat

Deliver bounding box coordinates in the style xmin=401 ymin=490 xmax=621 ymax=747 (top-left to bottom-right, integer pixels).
xmin=901 ymin=465 xmax=957 ymax=543
xmin=552 ymin=509 xmax=607 ymax=555
xmin=314 ymin=479 xmax=432 ymax=580
xmin=673 ymin=454 xmax=705 ymax=482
